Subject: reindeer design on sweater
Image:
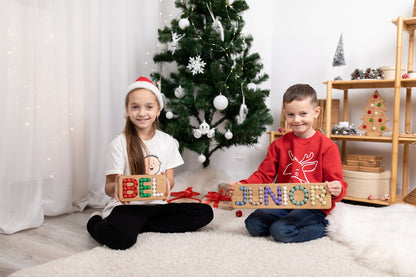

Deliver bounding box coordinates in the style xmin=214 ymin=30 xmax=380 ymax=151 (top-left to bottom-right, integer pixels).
xmin=283 ymin=150 xmax=318 ymax=183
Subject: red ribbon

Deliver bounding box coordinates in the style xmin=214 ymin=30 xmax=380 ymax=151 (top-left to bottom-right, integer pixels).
xmin=204 ymin=190 xmax=231 ymax=208
xmin=167 ymin=187 xmax=202 ymax=203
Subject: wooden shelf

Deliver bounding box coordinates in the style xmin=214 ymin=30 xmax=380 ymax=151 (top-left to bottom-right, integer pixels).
xmin=329 ymin=134 xmax=416 ymax=143
xmin=323 ymin=78 xmax=416 ymax=90
xmin=392 ymin=16 xmax=416 ymax=33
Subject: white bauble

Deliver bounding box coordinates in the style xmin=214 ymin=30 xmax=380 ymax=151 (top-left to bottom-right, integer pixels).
xmin=213 ymin=95 xmax=228 ymax=110
xmin=179 ymin=18 xmax=190 ymax=29
xmin=225 ymin=130 xmax=233 ymax=140
xmin=165 ymin=111 xmax=173 ymax=119
xmin=174 ymin=85 xmax=185 ymax=98
xmin=198 ymin=154 xmax=206 ymax=163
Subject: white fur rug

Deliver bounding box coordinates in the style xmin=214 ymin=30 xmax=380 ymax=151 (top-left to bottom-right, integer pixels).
xmin=11 ymin=167 xmax=416 ymax=277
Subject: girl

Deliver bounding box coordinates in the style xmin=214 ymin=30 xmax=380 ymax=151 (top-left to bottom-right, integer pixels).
xmin=87 ymin=76 xmax=213 ymax=250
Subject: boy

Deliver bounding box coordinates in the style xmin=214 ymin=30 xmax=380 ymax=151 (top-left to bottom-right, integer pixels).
xmin=229 ymin=84 xmax=347 ymax=243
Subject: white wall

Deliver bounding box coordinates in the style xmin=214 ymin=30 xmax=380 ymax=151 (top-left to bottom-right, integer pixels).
xmin=178 ymin=0 xmax=416 ymax=194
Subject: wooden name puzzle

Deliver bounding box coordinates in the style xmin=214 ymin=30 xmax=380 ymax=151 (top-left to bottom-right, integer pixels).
xmin=231 ymin=183 xmax=331 ymax=209
xmin=118 ymin=175 xmax=167 ymax=201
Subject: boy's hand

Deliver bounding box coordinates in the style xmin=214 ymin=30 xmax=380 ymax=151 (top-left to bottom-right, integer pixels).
xmin=327 ymin=180 xmax=342 ymax=197
xmin=228 ymin=181 xmax=241 ymax=195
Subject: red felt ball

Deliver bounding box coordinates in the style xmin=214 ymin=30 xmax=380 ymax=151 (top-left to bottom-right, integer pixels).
xmin=236 ymin=210 xmax=242 ymax=217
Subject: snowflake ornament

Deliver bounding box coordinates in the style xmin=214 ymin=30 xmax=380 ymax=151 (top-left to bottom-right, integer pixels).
xmin=187 ymin=55 xmax=206 ymax=75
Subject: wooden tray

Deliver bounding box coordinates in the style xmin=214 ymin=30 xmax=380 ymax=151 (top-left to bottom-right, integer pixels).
xmin=118 ymin=175 xmax=167 ymax=201
xmin=231 ymin=183 xmax=331 ymax=209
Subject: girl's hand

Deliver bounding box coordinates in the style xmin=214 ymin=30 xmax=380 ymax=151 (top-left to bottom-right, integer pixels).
xmin=161 ymin=171 xmax=171 ymax=201
xmin=327 ymin=180 xmax=342 ymax=197
xmin=114 ymin=174 xmax=131 ymax=204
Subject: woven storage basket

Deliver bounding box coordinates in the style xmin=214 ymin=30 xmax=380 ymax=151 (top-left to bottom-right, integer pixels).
xmin=404 ymin=188 xmax=416 ymax=205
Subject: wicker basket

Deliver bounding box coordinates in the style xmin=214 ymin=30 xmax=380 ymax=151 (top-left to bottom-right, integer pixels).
xmin=404 ymin=188 xmax=416 ymax=205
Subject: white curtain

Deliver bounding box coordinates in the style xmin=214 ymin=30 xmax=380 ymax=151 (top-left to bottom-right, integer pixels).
xmin=0 ymin=0 xmax=165 ymax=234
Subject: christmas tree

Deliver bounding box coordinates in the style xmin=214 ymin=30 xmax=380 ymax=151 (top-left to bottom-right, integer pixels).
xmin=358 ymin=90 xmax=391 ymax=136
xmin=151 ymin=0 xmax=273 ymax=167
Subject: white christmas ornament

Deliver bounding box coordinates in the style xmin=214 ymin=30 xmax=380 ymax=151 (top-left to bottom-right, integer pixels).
xmin=193 ymin=120 xmax=215 ymax=138
xmin=169 ymin=32 xmax=185 ymax=54
xmin=247 ymin=83 xmax=257 ymax=90
xmin=165 ymin=111 xmax=174 ymax=119
xmin=225 ymin=129 xmax=233 ymax=140
xmin=198 ymin=154 xmax=206 ymax=163
xmin=175 ymin=85 xmax=185 ymax=98
xmin=179 ymin=18 xmax=190 ymax=29
xmin=187 ymin=55 xmax=206 ymax=75
xmin=213 ymin=94 xmax=228 ymax=110
xmin=206 ymin=3 xmax=224 ymax=41
xmin=236 ymin=103 xmax=248 ymax=124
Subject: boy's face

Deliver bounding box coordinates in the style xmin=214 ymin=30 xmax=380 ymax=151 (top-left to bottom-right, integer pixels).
xmin=283 ymin=97 xmax=320 ymax=139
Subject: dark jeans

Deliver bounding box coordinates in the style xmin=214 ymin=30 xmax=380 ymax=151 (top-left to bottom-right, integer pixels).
xmin=87 ymin=203 xmax=213 ymax=250
xmin=244 ymin=209 xmax=328 ymax=243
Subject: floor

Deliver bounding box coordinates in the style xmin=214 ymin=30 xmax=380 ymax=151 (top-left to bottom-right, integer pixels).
xmin=0 ymin=207 xmax=101 ymax=277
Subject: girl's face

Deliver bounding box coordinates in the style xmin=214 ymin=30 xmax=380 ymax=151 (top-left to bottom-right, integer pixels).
xmin=283 ymin=98 xmax=320 ymax=139
xmin=126 ymin=89 xmax=161 ymax=135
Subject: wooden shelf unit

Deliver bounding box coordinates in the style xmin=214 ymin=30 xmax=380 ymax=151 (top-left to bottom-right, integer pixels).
xmin=323 ymin=15 xmax=416 ymax=205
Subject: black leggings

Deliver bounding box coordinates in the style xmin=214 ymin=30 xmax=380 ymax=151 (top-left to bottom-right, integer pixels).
xmin=87 ymin=203 xmax=213 ymax=250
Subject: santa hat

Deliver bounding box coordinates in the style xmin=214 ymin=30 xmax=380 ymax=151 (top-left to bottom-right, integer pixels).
xmin=126 ymin=76 xmax=164 ymax=110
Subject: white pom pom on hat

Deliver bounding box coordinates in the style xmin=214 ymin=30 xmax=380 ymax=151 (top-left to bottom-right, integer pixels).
xmin=126 ymin=76 xmax=164 ymax=110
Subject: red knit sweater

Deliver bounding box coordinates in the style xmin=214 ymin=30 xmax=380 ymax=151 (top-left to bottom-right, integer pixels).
xmin=240 ymin=131 xmax=348 ymax=214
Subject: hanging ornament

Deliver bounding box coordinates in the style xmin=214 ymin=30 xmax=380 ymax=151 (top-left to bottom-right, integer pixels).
xmin=206 ymin=3 xmax=224 ymax=41
xmin=165 ymin=111 xmax=174 ymax=119
xmin=178 ymin=18 xmax=190 ymax=29
xmin=236 ymin=86 xmax=248 ymax=124
xmin=225 ymin=129 xmax=233 ymax=140
xmin=174 ymin=85 xmax=185 ymax=98
xmin=213 ymin=94 xmax=228 ymax=110
xmin=187 ymin=55 xmax=206 ymax=75
xmin=230 ymin=53 xmax=241 ymax=69
xmin=198 ymin=154 xmax=206 ymax=163
xmin=241 ymin=36 xmax=247 ymax=50
xmin=169 ymin=32 xmax=185 ymax=54
xmin=247 ymin=83 xmax=256 ymax=90
xmin=193 ymin=120 xmax=215 ymax=139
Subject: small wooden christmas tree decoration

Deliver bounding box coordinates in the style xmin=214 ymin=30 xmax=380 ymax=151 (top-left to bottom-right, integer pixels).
xmin=358 ymin=90 xmax=390 ymax=136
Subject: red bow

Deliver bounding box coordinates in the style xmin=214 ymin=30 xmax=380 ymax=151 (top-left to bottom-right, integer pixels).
xmin=204 ymin=190 xmax=231 ymax=208
xmin=167 ymin=187 xmax=201 ymax=203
